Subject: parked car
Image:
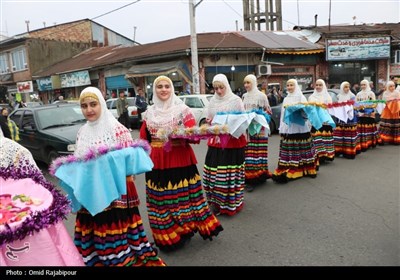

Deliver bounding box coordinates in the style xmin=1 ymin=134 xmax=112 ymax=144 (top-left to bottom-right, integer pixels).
xmin=269 ymin=101 xmax=282 ymax=133
xmin=105 ymin=97 xmax=139 ymax=128
xmin=8 ymin=103 xmax=86 ymax=165
xmin=24 ymin=101 xmax=43 ymax=108
xmin=178 ymin=94 xmax=213 ymax=126
xmin=53 ymin=100 xmax=79 ymax=104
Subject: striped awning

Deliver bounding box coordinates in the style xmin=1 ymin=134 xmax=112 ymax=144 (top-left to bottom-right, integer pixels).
xmin=266 ymin=49 xmax=325 ymax=55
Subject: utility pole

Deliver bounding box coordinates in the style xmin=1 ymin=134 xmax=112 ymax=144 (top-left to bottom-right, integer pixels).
xmin=189 ymin=0 xmax=202 ymax=94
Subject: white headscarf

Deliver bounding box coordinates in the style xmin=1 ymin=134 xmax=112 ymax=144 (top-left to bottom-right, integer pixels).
xmin=282 ymin=79 xmax=307 ymax=106
xmin=279 ymin=79 xmax=309 ymax=134
xmin=308 ymin=79 xmax=332 ymax=104
xmin=75 ymin=86 xmax=133 ymax=157
xmin=242 ymin=74 xmax=270 ymax=111
xmin=356 ymin=79 xmax=376 ymax=101
xmin=381 ymin=81 xmax=400 ymax=101
xmin=206 ymin=74 xmax=244 ymax=120
xmin=144 ymin=75 xmax=190 ymax=131
xmin=338 ymin=81 xmax=356 ymax=102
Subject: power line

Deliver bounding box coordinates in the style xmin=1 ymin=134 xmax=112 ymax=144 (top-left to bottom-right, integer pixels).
xmin=92 ymin=1 xmax=141 ymax=20
xmin=221 ymin=0 xmax=242 ymax=18
xmin=12 ymin=1 xmax=142 ymax=42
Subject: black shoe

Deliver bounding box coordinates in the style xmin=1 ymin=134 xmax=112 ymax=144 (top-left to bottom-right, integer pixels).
xmin=150 ymin=242 xmax=158 ymax=255
xmin=210 ymin=204 xmax=221 ymax=216
xmin=245 ymin=185 xmax=254 ymax=192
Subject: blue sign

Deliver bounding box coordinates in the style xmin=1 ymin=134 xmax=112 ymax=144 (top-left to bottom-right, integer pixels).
xmin=326 ymin=37 xmax=390 ymax=61
xmin=36 ymin=77 xmax=52 ymax=91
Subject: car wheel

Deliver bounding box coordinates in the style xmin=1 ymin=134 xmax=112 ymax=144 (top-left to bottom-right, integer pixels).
xmin=199 ymin=118 xmax=207 ymax=126
xmin=47 ymin=150 xmax=59 ymax=165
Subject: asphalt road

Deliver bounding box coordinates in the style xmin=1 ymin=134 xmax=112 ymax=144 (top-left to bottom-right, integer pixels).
xmin=42 ymin=131 xmax=400 ymax=266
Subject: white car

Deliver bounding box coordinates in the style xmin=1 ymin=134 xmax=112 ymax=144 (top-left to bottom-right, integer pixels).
xmin=105 ymin=97 xmax=139 ymax=128
xmin=178 ymin=94 xmax=213 ymax=126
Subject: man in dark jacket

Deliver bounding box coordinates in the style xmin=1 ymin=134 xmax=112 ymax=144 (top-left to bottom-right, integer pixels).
xmin=116 ymin=91 xmax=130 ymax=130
xmin=0 ymin=107 xmax=11 ymax=139
xmin=135 ymin=88 xmax=148 ymax=127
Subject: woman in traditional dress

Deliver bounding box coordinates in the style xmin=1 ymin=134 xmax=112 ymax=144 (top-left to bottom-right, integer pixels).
xmin=333 ymin=81 xmax=360 ymax=159
xmin=241 ymin=74 xmax=272 ymax=191
xmin=202 ymin=74 xmax=246 ymax=216
xmin=307 ymin=79 xmax=335 ymax=164
xmin=51 ymin=86 xmax=165 ymax=266
xmin=355 ymin=79 xmax=382 ymax=151
xmin=140 ymin=76 xmax=223 ymax=252
xmin=378 ymin=81 xmax=400 ymax=145
xmin=272 ymin=79 xmax=317 ymax=183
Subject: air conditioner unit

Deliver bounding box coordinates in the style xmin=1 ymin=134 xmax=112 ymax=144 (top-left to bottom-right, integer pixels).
xmin=256 ymin=64 xmax=272 ymax=77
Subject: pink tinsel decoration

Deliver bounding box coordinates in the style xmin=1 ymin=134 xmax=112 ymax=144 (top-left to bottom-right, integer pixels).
xmin=48 ymin=139 xmax=151 ymax=176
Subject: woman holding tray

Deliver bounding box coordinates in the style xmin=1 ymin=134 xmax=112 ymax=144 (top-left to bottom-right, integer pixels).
xmin=140 ymin=75 xmax=223 ymax=252
xmin=51 ymin=86 xmax=165 ymax=266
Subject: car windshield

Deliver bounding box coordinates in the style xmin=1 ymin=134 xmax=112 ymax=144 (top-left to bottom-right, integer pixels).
xmin=127 ymin=98 xmax=136 ymax=106
xmin=38 ymin=106 xmax=86 ymax=129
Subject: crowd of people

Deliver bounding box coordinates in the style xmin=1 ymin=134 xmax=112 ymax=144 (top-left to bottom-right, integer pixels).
xmin=1 ymin=73 xmax=399 ymax=267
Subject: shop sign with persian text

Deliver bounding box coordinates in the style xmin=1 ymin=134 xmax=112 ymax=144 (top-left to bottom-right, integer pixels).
xmin=326 ymin=37 xmax=390 ymax=61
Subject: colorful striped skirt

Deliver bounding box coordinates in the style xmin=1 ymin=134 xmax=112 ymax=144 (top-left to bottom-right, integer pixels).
xmin=311 ymin=124 xmax=335 ymax=164
xmin=74 ymin=176 xmax=165 ymax=266
xmin=244 ymin=130 xmax=272 ymax=185
xmin=145 ymin=164 xmax=223 ymax=252
xmin=357 ymin=116 xmax=382 ymax=151
xmin=272 ymin=132 xmax=317 ymax=183
xmin=333 ymin=122 xmax=360 ymax=159
xmin=379 ymin=117 xmax=400 ymax=145
xmin=203 ymin=146 xmax=245 ymax=216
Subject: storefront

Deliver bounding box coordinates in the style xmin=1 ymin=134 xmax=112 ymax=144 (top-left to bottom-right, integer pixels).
xmin=105 ymin=74 xmax=134 ymax=98
xmin=36 ymin=75 xmax=62 ymax=103
xmin=125 ymin=60 xmax=192 ymax=98
xmin=205 ymin=65 xmax=254 ymax=94
xmin=326 ymin=36 xmax=391 ymax=88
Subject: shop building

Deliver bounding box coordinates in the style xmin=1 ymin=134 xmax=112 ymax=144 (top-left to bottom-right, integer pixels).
xmin=295 ymin=23 xmax=400 ymax=90
xmin=0 ymin=19 xmax=136 ymax=104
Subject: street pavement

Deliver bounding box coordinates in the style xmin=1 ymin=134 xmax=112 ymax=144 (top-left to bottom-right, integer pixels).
xmin=42 ymin=130 xmax=400 ymax=266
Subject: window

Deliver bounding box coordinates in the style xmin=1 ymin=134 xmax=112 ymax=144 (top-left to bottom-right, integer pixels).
xmin=11 ymin=48 xmax=27 ymax=72
xmin=127 ymin=98 xmax=136 ymax=106
xmin=21 ymin=111 xmax=35 ymax=130
xmin=0 ymin=53 xmax=9 ymax=74
xmin=9 ymin=110 xmax=23 ymax=128
xmin=185 ymin=97 xmax=203 ymax=108
xmin=392 ymin=50 xmax=400 ymax=64
xmin=106 ymin=100 xmax=113 ymax=109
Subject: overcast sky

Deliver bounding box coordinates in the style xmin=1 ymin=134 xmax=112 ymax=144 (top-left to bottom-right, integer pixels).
xmin=1 ymin=0 xmax=399 ymax=44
